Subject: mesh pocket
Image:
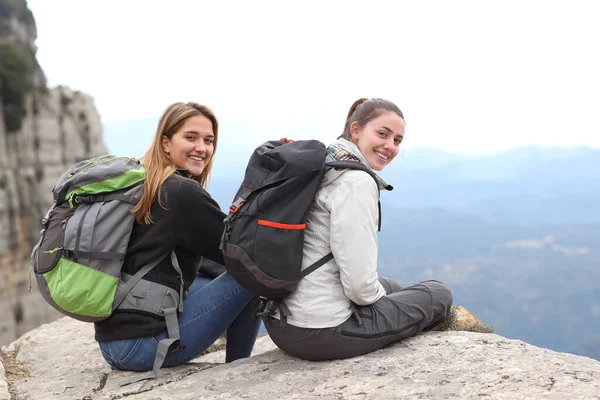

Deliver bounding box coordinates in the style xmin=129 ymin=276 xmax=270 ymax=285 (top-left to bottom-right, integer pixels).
xmin=34 ymin=204 xmax=74 ymax=274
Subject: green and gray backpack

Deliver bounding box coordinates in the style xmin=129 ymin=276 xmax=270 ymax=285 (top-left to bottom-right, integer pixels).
xmin=32 ymin=155 xmax=185 ymax=385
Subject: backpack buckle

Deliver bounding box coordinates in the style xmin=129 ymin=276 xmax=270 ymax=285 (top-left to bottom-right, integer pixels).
xmin=229 ymin=199 xmax=244 ymax=213
xmin=76 ymin=194 xmax=91 ymax=203
xmin=41 ymin=203 xmax=56 ymax=225
xmin=229 ymin=193 xmax=249 ymax=213
xmin=255 ymin=298 xmax=279 ymax=318
xmin=61 ymin=249 xmax=75 ymax=258
xmin=78 ymin=194 xmax=105 ymax=203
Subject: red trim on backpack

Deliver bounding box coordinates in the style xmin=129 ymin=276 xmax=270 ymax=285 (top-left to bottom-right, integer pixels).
xmin=280 ymin=137 xmax=294 ymax=143
xmin=258 ymin=220 xmax=306 ymax=230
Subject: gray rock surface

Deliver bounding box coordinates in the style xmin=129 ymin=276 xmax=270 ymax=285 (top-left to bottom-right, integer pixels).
xmin=0 ymin=361 xmax=9 ymax=400
xmin=1 ymin=318 xmax=599 ymax=400
xmin=0 ymin=261 xmax=63 ymax=347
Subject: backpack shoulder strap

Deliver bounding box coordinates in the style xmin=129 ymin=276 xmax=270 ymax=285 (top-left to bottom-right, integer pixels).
xmin=112 ymin=250 xmax=173 ymax=310
xmin=294 ymin=162 xmax=390 ymax=283
xmin=325 ymin=161 xmax=391 ymax=231
xmin=118 ymin=249 xmax=185 ymax=387
xmin=325 ymin=160 xmax=385 ymax=187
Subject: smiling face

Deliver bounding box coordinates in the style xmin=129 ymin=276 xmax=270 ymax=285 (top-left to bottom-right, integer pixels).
xmin=161 ymin=114 xmax=215 ymax=177
xmin=350 ymin=111 xmax=405 ymax=171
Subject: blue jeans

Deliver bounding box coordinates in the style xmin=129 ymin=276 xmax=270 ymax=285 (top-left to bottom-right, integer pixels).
xmin=99 ymin=272 xmax=262 ymax=371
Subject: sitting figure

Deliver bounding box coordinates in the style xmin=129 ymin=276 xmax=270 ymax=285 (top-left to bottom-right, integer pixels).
xmin=96 ymin=102 xmax=261 ymax=375
xmin=264 ymin=98 xmax=453 ymax=360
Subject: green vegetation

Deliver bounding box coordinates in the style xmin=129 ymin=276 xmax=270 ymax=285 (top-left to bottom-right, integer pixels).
xmin=0 ymin=0 xmax=34 ymax=23
xmin=12 ymin=300 xmax=23 ymax=322
xmin=0 ymin=39 xmax=35 ymax=132
xmin=432 ymin=306 xmax=495 ymax=334
xmin=0 ymin=0 xmax=35 ymax=36
xmin=0 ymin=0 xmax=38 ymax=132
xmin=60 ymin=90 xmax=73 ymax=108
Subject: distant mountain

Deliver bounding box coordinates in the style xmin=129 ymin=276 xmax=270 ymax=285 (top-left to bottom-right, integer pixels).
xmin=379 ymin=146 xmax=600 ymax=225
xmin=376 ymin=208 xmax=600 ymax=359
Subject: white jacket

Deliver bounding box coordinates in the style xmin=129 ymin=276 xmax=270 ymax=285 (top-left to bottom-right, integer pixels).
xmin=281 ymin=141 xmax=391 ymax=328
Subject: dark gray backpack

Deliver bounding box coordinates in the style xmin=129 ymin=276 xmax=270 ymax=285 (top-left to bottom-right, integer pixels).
xmin=220 ymin=139 xmax=391 ymax=317
xmin=32 ymin=155 xmax=185 ymax=385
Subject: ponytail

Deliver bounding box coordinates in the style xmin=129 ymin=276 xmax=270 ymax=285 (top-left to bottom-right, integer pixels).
xmin=338 ymin=97 xmax=404 ymax=141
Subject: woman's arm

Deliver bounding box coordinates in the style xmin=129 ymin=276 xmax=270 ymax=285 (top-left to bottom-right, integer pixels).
xmin=329 ymin=172 xmax=386 ymax=305
xmin=171 ymin=177 xmax=226 ymax=265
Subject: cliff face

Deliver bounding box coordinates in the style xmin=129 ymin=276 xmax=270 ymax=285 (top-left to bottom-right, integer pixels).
xmin=0 ymin=0 xmax=107 ymax=346
xmin=0 ymin=87 xmax=107 ymax=264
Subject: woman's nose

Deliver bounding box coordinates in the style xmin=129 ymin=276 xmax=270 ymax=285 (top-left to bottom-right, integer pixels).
xmin=195 ymin=141 xmax=206 ymax=152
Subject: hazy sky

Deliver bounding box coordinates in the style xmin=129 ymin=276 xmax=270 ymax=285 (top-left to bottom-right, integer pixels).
xmin=26 ymin=0 xmax=600 ymax=154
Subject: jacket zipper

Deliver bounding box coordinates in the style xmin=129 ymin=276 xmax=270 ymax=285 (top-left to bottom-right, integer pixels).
xmin=340 ymin=318 xmax=423 ymax=339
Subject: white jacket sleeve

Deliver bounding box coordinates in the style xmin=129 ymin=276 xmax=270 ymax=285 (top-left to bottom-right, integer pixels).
xmin=329 ymin=173 xmax=386 ymax=305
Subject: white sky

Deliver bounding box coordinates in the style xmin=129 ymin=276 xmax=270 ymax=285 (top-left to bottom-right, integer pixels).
xmin=26 ymin=0 xmax=600 ymax=154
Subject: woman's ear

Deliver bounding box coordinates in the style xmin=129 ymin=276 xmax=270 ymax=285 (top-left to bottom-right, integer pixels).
xmin=350 ymin=121 xmax=360 ymax=143
xmin=161 ymin=135 xmax=170 ymax=154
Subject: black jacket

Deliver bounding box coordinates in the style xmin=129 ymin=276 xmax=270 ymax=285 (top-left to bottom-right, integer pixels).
xmin=94 ymin=174 xmax=226 ymax=342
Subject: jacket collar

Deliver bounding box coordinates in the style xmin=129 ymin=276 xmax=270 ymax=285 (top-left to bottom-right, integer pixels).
xmin=175 ymin=169 xmax=193 ymax=179
xmin=330 ymin=139 xmax=393 ymax=191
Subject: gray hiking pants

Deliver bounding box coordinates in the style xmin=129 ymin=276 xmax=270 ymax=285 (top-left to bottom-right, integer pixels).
xmin=264 ymin=279 xmax=452 ymax=361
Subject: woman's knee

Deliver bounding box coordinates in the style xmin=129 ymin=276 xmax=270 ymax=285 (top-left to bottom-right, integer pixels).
xmin=419 ymin=280 xmax=453 ymax=323
xmin=378 ymin=277 xmax=402 ymax=294
xmin=420 ymin=280 xmax=452 ymax=303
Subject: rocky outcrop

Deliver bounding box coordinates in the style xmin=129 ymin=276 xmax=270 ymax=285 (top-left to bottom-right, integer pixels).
xmin=0 ymin=86 xmax=107 ymax=263
xmin=1 ymin=318 xmax=599 ymax=400
xmin=0 ymin=0 xmax=107 ymax=347
xmin=0 ymin=1 xmax=37 ymax=51
xmin=0 ymin=260 xmax=62 ymax=348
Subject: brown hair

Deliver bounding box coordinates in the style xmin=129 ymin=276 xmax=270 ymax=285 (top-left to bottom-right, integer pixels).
xmin=338 ymin=98 xmax=404 ymax=141
xmin=132 ymin=101 xmax=219 ymax=224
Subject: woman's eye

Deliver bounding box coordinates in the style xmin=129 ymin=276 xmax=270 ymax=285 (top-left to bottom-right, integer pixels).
xmin=394 ymin=139 xmax=402 ymax=145
xmin=378 ymin=131 xmax=387 ymax=137
xmin=205 ymin=138 xmax=214 ymax=144
xmin=186 ymin=135 xmax=195 ymax=140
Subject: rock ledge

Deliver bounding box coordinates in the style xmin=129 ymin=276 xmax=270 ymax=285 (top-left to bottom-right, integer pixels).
xmin=1 ymin=318 xmax=600 ymax=399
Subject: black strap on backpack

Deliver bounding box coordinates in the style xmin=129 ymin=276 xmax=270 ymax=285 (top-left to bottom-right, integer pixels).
xmin=118 ymin=250 xmax=185 ymax=387
xmin=325 ymin=160 xmax=393 ymax=232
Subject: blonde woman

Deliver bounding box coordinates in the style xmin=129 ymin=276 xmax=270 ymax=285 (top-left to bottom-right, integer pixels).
xmin=96 ymin=102 xmax=260 ymax=371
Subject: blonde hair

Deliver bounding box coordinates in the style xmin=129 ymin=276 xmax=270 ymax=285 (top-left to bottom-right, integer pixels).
xmin=132 ymin=102 xmax=219 ymax=224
